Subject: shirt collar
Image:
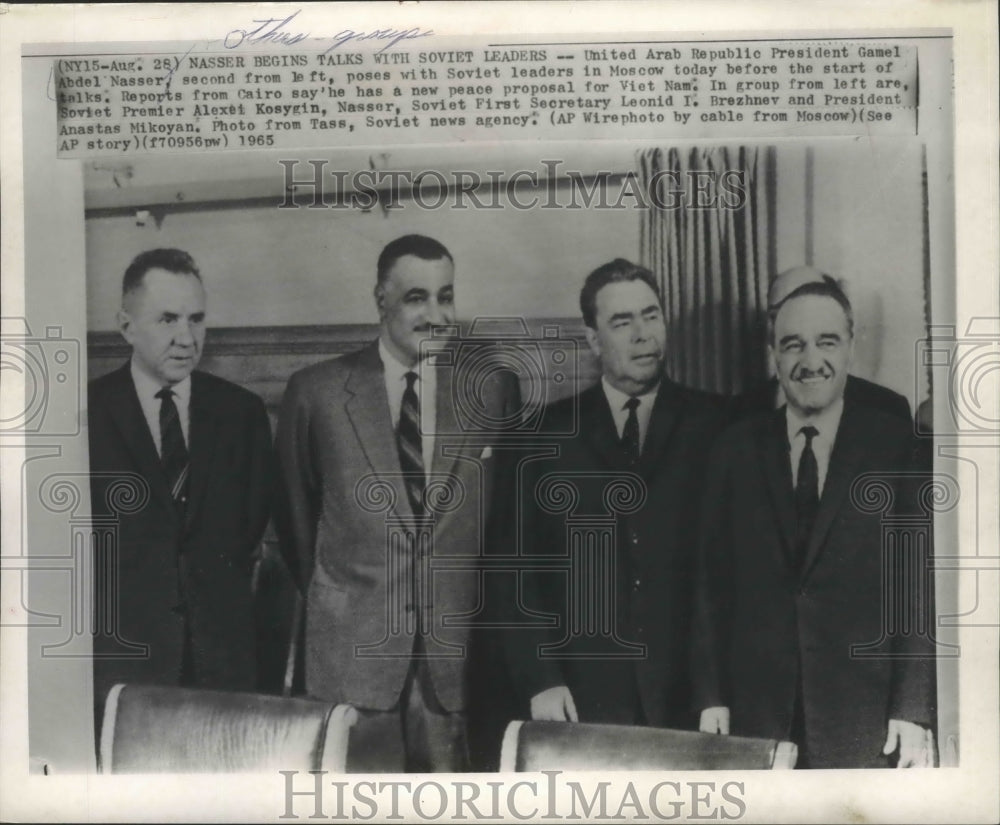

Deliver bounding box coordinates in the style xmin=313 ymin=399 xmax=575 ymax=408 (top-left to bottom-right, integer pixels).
xmin=378 ymin=337 xmax=410 ymax=383
xmin=130 ymin=356 xmax=191 ymax=404
xmin=378 ymin=337 xmax=434 ymax=383
xmin=600 ymin=376 xmax=660 ymax=413
xmin=785 ymin=396 xmax=844 ymax=444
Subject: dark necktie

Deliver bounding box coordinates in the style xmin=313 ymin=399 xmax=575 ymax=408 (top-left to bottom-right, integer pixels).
xmin=794 ymin=425 xmax=819 ymax=565
xmin=622 ymin=397 xmax=641 ymax=465
xmin=397 ymin=371 xmax=425 ymax=516
xmin=156 ymin=387 xmax=189 ymax=510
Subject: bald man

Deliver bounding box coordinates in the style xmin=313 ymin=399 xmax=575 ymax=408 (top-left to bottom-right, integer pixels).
xmin=733 ymin=267 xmax=912 ymax=422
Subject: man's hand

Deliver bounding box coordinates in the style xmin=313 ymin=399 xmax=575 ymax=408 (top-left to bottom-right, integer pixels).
xmin=530 ymin=686 xmax=578 ymax=721
xmin=699 ymin=706 xmax=730 ymax=734
xmin=883 ymin=719 xmax=933 ymax=767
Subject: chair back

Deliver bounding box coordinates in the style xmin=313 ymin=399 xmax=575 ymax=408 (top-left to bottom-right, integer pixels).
xmin=99 ymin=683 xmax=357 ymax=773
xmin=499 ymin=720 xmax=797 ymax=771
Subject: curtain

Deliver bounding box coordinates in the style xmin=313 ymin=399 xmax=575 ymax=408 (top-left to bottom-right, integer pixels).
xmin=638 ymin=146 xmax=775 ymax=395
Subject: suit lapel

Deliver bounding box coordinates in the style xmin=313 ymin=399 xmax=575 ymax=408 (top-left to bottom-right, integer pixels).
xmin=582 ymin=385 xmax=627 ymax=471
xmin=184 ymin=372 xmax=221 ymax=531
xmin=431 ymin=356 xmax=463 ymax=478
xmin=637 ymin=379 xmax=681 ymax=478
xmin=757 ymin=409 xmax=797 ymax=570
xmin=800 ymin=403 xmax=868 ymax=580
xmin=428 ymin=356 xmax=471 ymax=525
xmin=103 ymin=363 xmax=176 ymax=517
xmin=582 ymin=379 xmax=683 ymax=474
xmin=345 ymin=342 xmax=410 ymax=518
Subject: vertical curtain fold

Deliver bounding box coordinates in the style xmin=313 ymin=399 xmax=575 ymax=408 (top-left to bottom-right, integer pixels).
xmin=638 ymin=145 xmax=775 ymax=395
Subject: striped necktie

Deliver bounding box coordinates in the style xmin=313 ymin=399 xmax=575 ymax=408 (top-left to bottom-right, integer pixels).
xmin=396 ymin=371 xmax=425 ymax=516
xmin=156 ymin=387 xmax=189 ymax=510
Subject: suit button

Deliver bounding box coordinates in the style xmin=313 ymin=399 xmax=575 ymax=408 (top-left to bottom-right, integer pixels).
xmin=631 ymin=533 xmax=639 ymax=546
xmin=633 ymin=578 xmax=641 ymax=590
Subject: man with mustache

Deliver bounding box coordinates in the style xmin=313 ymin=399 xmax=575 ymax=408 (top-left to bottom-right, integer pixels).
xmin=732 ymin=265 xmax=912 ymax=422
xmin=503 ymin=258 xmax=727 ymax=728
xmin=276 ymin=234 xmax=518 ymax=771
xmin=693 ymin=275 xmax=936 ymax=768
xmin=88 ymin=248 xmax=274 ymax=730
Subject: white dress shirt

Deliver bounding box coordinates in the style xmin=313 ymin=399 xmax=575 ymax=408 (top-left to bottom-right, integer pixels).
xmin=601 ymin=377 xmax=659 ymax=453
xmin=786 ymin=398 xmax=844 ymax=497
xmin=130 ymin=357 xmax=191 ymax=456
xmin=379 ymin=338 xmax=437 ymax=474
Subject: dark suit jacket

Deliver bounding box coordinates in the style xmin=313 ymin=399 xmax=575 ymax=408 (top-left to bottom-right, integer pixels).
xmin=692 ymin=403 xmax=936 ymax=768
xmin=733 ymin=374 xmax=912 ymax=422
xmin=275 ymin=341 xmax=519 ymax=712
xmin=503 ymin=379 xmax=728 ymax=728
xmin=88 ymin=364 xmax=273 ymax=706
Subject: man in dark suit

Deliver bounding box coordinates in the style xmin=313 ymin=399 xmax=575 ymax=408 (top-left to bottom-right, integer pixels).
xmin=276 ymin=234 xmax=518 ymax=772
xmin=503 ymin=258 xmax=727 ymax=728
xmin=732 ymin=265 xmax=912 ymax=422
xmin=88 ymin=248 xmax=273 ymax=724
xmin=693 ymin=276 xmax=935 ymax=768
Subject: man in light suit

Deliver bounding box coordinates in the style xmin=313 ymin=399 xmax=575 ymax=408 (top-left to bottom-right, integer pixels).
xmin=503 ymin=259 xmax=727 ymax=729
xmin=88 ymin=248 xmax=273 ymax=727
xmin=693 ymin=275 xmax=935 ymax=768
xmin=276 ymin=234 xmax=518 ymax=772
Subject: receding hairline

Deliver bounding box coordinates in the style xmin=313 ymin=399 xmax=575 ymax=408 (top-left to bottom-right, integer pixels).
xmin=771 ymin=292 xmax=854 ymax=337
xmin=381 ymin=252 xmax=455 ymax=279
xmin=376 ymin=234 xmax=453 ymax=287
xmin=121 ymin=267 xmax=205 ymax=310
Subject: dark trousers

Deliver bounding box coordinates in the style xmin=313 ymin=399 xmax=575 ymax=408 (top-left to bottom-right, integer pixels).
xmin=346 ymin=637 xmax=469 ymax=773
xmin=790 ymin=662 xmax=810 ymax=769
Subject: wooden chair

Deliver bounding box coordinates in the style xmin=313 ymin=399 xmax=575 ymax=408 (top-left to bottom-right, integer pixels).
xmin=99 ymin=683 xmax=357 ymax=773
xmin=499 ymin=720 xmax=797 ymax=771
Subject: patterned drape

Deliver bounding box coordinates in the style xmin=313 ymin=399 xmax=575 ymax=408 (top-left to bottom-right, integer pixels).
xmin=638 ymin=146 xmax=776 ymax=394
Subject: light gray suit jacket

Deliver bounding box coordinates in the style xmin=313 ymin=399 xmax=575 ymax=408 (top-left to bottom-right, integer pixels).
xmin=276 ymin=340 xmax=517 ymax=711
